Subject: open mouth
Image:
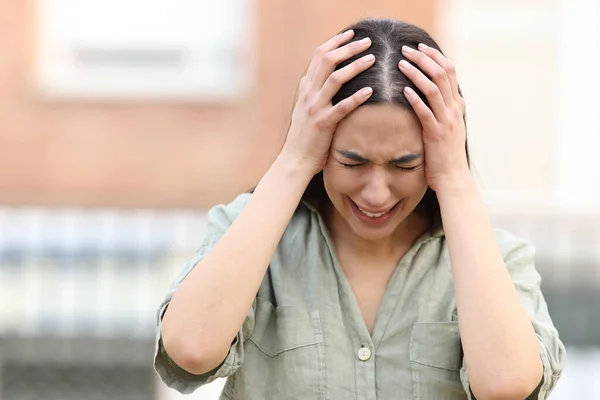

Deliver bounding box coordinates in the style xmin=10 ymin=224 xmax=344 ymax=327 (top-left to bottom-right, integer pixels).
xmin=349 ymin=197 xmax=401 ymax=225
xmin=356 ymin=205 xmax=394 ymax=218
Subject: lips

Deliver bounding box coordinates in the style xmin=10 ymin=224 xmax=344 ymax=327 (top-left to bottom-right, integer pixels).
xmin=356 ymin=205 xmax=394 ymax=218
xmin=348 ymin=197 xmax=401 ymax=226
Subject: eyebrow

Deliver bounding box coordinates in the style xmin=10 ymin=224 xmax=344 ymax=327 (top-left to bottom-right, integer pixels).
xmin=336 ymin=150 xmax=422 ymax=164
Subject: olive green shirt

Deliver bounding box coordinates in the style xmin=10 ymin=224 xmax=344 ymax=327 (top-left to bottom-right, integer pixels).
xmin=154 ymin=193 xmax=566 ymax=399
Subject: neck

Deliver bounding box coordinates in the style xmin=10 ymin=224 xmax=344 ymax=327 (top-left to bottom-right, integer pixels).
xmin=323 ymin=200 xmax=431 ymax=261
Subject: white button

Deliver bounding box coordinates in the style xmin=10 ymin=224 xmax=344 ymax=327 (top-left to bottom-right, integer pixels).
xmin=357 ymin=346 xmax=371 ymax=361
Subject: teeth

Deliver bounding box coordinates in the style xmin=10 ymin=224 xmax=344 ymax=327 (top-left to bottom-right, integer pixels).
xmin=357 ymin=206 xmax=391 ymax=218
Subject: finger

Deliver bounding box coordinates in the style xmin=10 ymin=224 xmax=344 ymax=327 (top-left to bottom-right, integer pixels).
xmin=306 ymin=30 xmax=355 ymax=80
xmin=401 ymin=45 xmax=453 ymax=107
xmin=398 ymin=59 xmax=446 ymax=121
xmin=328 ymin=87 xmax=373 ymax=124
xmin=313 ymin=37 xmax=372 ymax=88
xmin=318 ymin=53 xmax=375 ymax=105
xmin=403 ymin=86 xmax=438 ymax=133
xmin=417 ymin=43 xmax=461 ymax=102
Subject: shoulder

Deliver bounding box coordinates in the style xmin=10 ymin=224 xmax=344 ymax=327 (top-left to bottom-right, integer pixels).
xmin=492 ymin=229 xmax=542 ymax=287
xmin=207 ymin=192 xmax=252 ymax=223
xmin=205 ymin=193 xmax=316 ymax=236
xmin=434 ymin=227 xmax=536 ymax=272
xmin=200 ymin=193 xmax=252 ymax=241
xmin=492 ymin=228 xmax=535 ymax=261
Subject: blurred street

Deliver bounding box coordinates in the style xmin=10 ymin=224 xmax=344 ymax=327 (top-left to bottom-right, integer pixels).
xmin=1 ymin=0 xmax=599 ymax=399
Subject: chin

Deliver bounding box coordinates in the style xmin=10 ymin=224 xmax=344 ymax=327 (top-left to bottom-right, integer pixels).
xmin=346 ymin=214 xmax=404 ymax=242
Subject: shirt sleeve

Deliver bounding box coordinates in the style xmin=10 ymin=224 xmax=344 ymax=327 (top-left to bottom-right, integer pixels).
xmin=459 ymin=229 xmax=567 ymax=400
xmin=153 ymin=193 xmax=255 ymax=394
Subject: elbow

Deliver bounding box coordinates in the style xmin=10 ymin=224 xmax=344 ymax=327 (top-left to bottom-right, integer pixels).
xmin=472 ymin=387 xmax=532 ymax=400
xmin=471 ymin=354 xmax=544 ymax=400
xmin=471 ymin=371 xmax=544 ymax=400
xmin=163 ymin=342 xmax=214 ymax=376
xmin=161 ymin=322 xmax=227 ymax=376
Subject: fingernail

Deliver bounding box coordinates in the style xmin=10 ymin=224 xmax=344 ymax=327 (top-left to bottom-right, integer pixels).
xmin=361 ymin=87 xmax=373 ymax=96
xmin=404 ymin=86 xmax=415 ymax=96
xmin=399 ymin=60 xmax=411 ymax=69
xmin=343 ymin=29 xmax=354 ymax=36
xmin=359 ymin=37 xmax=371 ymax=44
xmin=363 ymin=54 xmax=375 ymax=63
xmin=418 ymin=43 xmax=429 ymax=50
xmin=402 ymin=45 xmax=415 ymax=54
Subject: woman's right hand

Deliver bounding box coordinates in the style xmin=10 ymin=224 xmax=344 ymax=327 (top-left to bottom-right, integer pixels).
xmin=278 ymin=29 xmax=375 ymax=177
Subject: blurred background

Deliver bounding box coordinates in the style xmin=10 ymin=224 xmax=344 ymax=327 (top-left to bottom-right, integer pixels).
xmin=0 ymin=0 xmax=598 ymax=399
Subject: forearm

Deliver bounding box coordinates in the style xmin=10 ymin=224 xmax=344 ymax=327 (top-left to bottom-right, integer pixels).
xmin=437 ymin=176 xmax=543 ymax=400
xmin=162 ymin=155 xmax=313 ymax=374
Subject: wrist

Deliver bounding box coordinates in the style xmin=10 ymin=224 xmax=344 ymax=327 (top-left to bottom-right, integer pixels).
xmin=271 ymin=153 xmax=316 ymax=188
xmin=274 ymin=151 xmax=318 ymax=182
xmin=434 ymin=171 xmax=477 ymax=199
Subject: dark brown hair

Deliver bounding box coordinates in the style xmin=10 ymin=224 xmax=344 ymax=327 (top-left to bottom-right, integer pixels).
xmin=303 ymin=18 xmax=470 ymax=225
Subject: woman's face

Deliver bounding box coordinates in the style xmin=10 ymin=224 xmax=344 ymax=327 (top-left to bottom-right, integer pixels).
xmin=323 ymin=104 xmax=429 ymax=242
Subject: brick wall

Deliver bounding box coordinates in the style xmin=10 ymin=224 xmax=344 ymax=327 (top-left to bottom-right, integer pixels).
xmin=0 ymin=0 xmax=437 ymax=209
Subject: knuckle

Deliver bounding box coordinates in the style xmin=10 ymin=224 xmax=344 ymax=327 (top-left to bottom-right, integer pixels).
xmin=344 ymin=98 xmax=358 ymax=111
xmin=299 ymin=76 xmax=309 ymax=89
xmin=425 ymin=86 xmax=439 ymax=97
xmin=297 ymin=89 xmax=309 ymax=103
xmin=335 ymin=100 xmax=351 ymax=114
xmin=420 ymin=109 xmax=433 ymax=121
xmin=433 ymin=68 xmax=447 ymax=81
xmin=327 ymin=71 xmax=342 ymax=86
xmin=349 ymin=93 xmax=364 ymax=108
xmin=314 ymin=115 xmax=332 ymax=130
xmin=322 ymin=52 xmax=336 ymax=67
xmin=452 ymin=106 xmax=462 ymax=119
xmin=334 ymin=105 xmax=350 ymax=119
xmin=442 ymin=111 xmax=453 ymax=123
xmin=306 ymin=104 xmax=318 ymax=117
xmin=314 ymin=45 xmax=327 ymax=58
xmin=445 ymin=59 xmax=456 ymax=74
xmin=299 ymin=87 xmax=312 ymax=102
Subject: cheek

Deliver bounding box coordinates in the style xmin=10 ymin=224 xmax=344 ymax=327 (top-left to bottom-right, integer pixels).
xmin=322 ymin=167 xmax=359 ymax=195
xmin=392 ymin=171 xmax=428 ymax=196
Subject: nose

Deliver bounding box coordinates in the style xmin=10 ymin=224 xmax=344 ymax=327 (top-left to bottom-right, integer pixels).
xmin=360 ymin=168 xmax=391 ymax=209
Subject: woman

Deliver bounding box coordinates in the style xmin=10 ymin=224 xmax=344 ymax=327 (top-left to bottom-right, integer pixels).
xmin=154 ymin=18 xmax=565 ymax=399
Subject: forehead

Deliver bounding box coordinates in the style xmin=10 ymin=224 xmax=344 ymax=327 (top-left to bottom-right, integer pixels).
xmin=333 ymin=104 xmax=423 ymax=154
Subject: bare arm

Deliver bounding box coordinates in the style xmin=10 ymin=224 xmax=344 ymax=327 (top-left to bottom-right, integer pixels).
xmin=160 ymin=28 xmax=376 ymax=376
xmin=161 ymin=157 xmax=312 ymax=375
xmin=438 ymin=177 xmax=543 ymax=400
xmin=400 ymin=44 xmax=543 ymax=399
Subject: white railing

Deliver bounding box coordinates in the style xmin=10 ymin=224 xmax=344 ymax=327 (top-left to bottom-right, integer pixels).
xmin=0 ymin=205 xmax=598 ymax=399
xmin=0 ymin=206 xmax=208 ymax=337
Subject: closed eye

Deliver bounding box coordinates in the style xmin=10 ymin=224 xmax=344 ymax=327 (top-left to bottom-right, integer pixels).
xmin=340 ymin=162 xmax=364 ymax=169
xmin=340 ymin=162 xmax=422 ymax=171
xmin=392 ymin=163 xmax=423 ymax=171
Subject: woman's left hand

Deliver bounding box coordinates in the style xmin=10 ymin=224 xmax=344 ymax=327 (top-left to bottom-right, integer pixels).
xmin=399 ymin=43 xmax=470 ymax=193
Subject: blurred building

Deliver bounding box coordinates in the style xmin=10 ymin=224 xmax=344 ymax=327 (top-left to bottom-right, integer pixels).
xmin=0 ymin=0 xmax=599 ymax=399
xmin=0 ymin=0 xmax=437 ymax=209
xmin=0 ymin=1 xmax=436 ymax=399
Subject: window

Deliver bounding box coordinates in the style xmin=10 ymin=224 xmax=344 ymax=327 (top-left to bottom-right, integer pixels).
xmin=35 ymin=0 xmax=253 ymax=101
